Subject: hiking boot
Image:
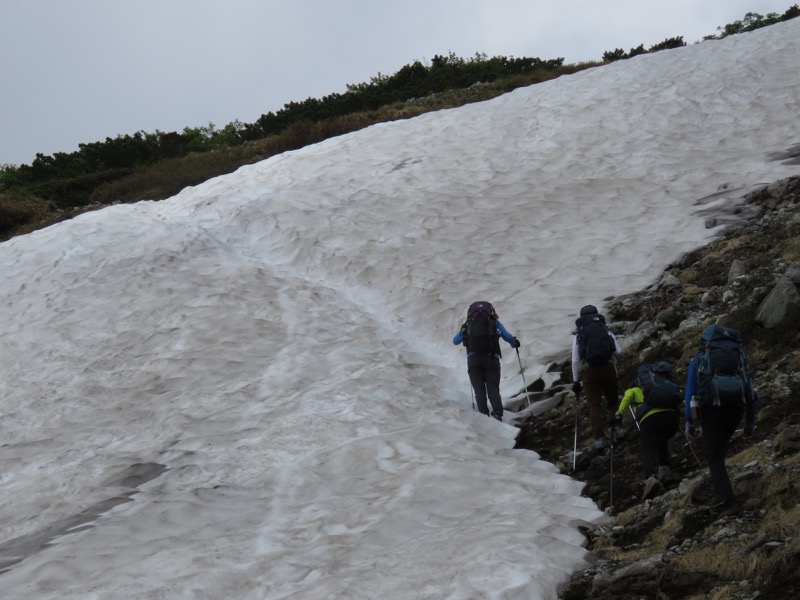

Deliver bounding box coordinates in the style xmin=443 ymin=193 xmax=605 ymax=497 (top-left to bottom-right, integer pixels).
xmin=719 ymin=502 xmax=742 ymax=517
xmin=591 ymin=438 xmax=606 ymax=451
xmin=642 ymin=476 xmax=662 ymax=501
xmin=491 ymin=412 xmax=503 ymax=422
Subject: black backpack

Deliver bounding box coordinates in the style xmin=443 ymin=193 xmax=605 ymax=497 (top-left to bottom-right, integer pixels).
xmin=575 ymin=314 xmax=616 ymax=366
xmin=695 ymin=325 xmax=753 ymax=408
xmin=634 ymin=362 xmax=682 ymax=420
xmin=463 ymin=301 xmax=501 ymax=356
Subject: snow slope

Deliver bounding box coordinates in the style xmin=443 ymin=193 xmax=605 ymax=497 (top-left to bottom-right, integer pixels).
xmin=1 ymin=18 xmax=799 ymax=600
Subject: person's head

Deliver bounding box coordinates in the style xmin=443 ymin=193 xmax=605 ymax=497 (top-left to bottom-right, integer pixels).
xmin=651 ymin=361 xmax=674 ymax=379
xmin=579 ymin=304 xmax=598 ymax=317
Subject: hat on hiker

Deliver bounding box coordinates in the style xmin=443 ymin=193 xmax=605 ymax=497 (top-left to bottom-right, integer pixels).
xmin=579 ymin=305 xmax=598 ymax=317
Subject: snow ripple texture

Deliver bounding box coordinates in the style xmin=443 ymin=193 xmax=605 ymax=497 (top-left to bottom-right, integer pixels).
xmin=1 ymin=19 xmax=799 ymax=600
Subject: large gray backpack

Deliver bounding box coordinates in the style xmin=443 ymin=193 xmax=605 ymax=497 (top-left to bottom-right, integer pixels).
xmin=695 ymin=325 xmax=753 ymax=408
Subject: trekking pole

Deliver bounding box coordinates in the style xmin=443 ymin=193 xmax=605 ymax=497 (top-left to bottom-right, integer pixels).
xmin=470 ymin=382 xmax=476 ymax=412
xmin=628 ymin=405 xmax=641 ymax=431
xmin=573 ymin=392 xmax=579 ymax=471
xmin=608 ymin=427 xmax=616 ymax=514
xmin=681 ymin=427 xmax=703 ymax=467
xmin=515 ymin=347 xmax=531 ymax=409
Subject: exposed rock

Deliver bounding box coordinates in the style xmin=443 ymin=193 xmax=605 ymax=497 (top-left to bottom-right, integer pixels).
xmin=728 ymin=258 xmax=748 ymax=284
xmin=756 ymin=277 xmax=800 ymax=329
xmin=515 ymin=175 xmax=800 ymax=600
xmin=659 ymin=273 xmax=682 ymax=288
xmin=785 ymin=260 xmax=800 ymax=284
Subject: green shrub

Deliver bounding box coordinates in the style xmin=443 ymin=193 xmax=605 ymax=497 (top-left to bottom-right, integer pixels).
xmin=603 ymin=36 xmax=685 ymax=62
xmin=0 ymin=193 xmax=54 ymax=240
xmin=5 ymin=6 xmax=799 ymax=240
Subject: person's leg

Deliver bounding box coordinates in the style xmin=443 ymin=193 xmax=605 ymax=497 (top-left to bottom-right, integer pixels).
xmin=639 ymin=414 xmax=667 ymax=499
xmin=467 ymin=356 xmax=489 ymax=415
xmin=720 ymin=403 xmax=744 ymax=442
xmin=483 ymin=356 xmax=504 ymax=418
xmin=599 ymin=362 xmax=620 ymax=417
xmin=584 ymin=363 xmax=619 ymax=441
xmin=581 ymin=367 xmax=605 ymax=440
xmin=639 ymin=417 xmax=660 ymax=477
xmin=656 ymin=412 xmax=680 ymax=468
xmin=702 ymin=405 xmax=743 ymax=507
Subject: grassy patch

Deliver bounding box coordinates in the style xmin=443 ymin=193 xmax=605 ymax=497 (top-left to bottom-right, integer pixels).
xmin=0 ymin=192 xmax=55 ymax=239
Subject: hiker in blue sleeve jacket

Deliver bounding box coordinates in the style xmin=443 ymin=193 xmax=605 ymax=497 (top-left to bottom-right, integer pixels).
xmin=684 ymin=325 xmax=758 ymax=515
xmin=453 ymin=301 xmax=519 ymax=421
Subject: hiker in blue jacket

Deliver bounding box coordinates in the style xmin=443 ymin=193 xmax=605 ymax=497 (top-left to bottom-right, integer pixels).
xmin=684 ymin=325 xmax=758 ymax=515
xmin=453 ymin=301 xmax=519 ymax=421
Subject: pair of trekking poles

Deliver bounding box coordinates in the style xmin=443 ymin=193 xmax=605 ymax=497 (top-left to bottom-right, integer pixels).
xmin=570 ymin=389 xmax=623 ymax=512
xmin=570 ymin=389 xmax=618 ymax=511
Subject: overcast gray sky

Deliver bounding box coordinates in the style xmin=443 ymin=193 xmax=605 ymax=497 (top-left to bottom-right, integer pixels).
xmin=0 ymin=0 xmax=792 ymax=166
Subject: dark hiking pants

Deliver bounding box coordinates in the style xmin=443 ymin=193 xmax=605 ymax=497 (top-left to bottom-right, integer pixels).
xmin=701 ymin=403 xmax=744 ymax=507
xmin=467 ymin=354 xmax=503 ymax=417
xmin=581 ymin=361 xmax=619 ymax=439
xmin=639 ymin=410 xmax=679 ymax=477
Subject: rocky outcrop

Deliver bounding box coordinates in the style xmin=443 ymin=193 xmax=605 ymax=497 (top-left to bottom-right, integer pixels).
xmin=514 ymin=175 xmax=800 ymax=600
xmin=756 ymin=268 xmax=800 ymax=329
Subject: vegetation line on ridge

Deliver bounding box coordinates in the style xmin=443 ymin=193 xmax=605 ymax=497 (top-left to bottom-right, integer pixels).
xmin=0 ymin=6 xmax=797 ymax=242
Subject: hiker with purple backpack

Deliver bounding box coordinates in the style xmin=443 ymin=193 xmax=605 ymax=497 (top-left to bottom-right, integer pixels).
xmin=453 ymin=301 xmax=520 ymax=421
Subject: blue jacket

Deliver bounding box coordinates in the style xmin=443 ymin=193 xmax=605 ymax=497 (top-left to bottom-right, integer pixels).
xmin=453 ymin=319 xmax=517 ymax=358
xmin=684 ymin=356 xmax=757 ymax=426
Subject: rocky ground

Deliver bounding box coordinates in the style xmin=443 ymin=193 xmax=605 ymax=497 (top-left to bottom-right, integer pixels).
xmin=513 ymin=176 xmax=800 ymax=599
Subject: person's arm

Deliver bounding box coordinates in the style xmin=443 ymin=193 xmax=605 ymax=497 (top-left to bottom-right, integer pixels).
xmin=684 ymin=357 xmax=700 ymax=440
xmin=742 ymin=351 xmax=757 ymax=432
xmin=571 ymin=336 xmax=580 ymax=382
xmin=496 ymin=320 xmax=518 ymax=346
xmin=684 ymin=357 xmax=697 ymax=422
xmin=618 ymin=387 xmax=642 ymax=417
xmin=743 ymin=353 xmax=757 ymax=435
xmin=453 ymin=323 xmax=466 ymax=345
xmin=610 ymin=331 xmax=622 ymax=354
xmin=745 ymin=391 xmax=757 ymax=425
